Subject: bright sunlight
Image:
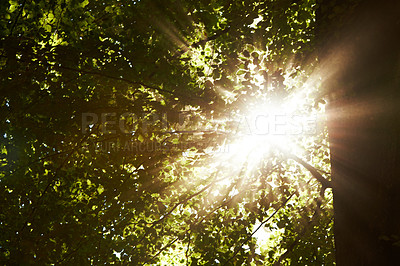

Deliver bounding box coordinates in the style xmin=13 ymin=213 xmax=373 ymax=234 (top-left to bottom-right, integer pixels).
xmin=209 ymin=63 xmax=323 ymax=174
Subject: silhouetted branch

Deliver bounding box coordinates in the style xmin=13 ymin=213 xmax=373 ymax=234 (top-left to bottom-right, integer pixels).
xmin=223 ymin=192 xmax=296 ymax=265
xmin=287 ymin=154 xmax=331 ymax=191
xmin=171 ymin=26 xmax=231 ymax=59
xmin=144 ymin=237 xmax=180 ymax=264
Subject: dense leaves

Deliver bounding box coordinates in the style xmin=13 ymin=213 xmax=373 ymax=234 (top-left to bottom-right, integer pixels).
xmin=1 ymin=0 xmax=334 ymax=264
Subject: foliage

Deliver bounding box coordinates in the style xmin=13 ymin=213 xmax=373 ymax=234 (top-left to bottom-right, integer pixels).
xmin=1 ymin=0 xmax=334 ymax=264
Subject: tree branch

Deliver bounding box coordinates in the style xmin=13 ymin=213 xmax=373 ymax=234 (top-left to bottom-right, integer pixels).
xmin=287 ymin=154 xmax=331 ymax=191
xmin=275 ymin=207 xmax=334 ymax=265
xmin=8 ymin=0 xmax=27 ymax=36
xmin=191 ymin=26 xmax=231 ymax=48
xmin=49 ymin=63 xmax=176 ymax=95
xmin=144 ymin=237 xmax=179 ymax=264
xmin=19 ymin=131 xmax=91 ymax=233
xmin=150 ymin=171 xmax=220 ymax=226
xmin=223 ymin=173 xmax=316 ymax=265
xmin=171 ymin=26 xmax=231 ymax=59
xmin=223 ymin=192 xmax=296 ymax=265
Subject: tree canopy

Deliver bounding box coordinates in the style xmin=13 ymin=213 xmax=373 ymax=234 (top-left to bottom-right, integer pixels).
xmin=0 ymin=0 xmax=337 ymax=264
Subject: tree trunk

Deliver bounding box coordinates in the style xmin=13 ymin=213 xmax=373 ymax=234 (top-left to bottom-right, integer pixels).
xmin=318 ymin=0 xmax=400 ymax=264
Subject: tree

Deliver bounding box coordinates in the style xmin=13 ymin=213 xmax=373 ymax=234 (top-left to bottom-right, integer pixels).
xmin=317 ymin=0 xmax=400 ymax=264
xmin=0 ymin=0 xmax=341 ymax=264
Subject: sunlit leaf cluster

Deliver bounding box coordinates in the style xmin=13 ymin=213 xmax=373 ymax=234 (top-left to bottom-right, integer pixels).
xmin=1 ymin=0 xmax=334 ymax=264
